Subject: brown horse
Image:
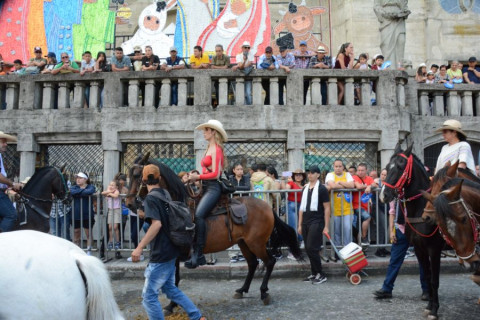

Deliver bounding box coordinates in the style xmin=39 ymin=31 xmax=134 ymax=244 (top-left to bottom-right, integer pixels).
xmin=426 ymin=179 xmax=480 ymax=304
xmin=126 ymin=154 xmax=303 ymax=305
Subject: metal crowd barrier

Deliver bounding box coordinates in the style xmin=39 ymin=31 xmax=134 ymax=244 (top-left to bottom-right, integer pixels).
xmin=48 ymin=187 xmax=392 ymax=261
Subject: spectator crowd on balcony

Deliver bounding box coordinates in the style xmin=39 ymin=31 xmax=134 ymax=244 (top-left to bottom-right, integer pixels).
xmin=2 ymin=42 xmax=478 ymax=109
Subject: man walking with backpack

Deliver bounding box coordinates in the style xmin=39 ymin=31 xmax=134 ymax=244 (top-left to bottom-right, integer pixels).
xmin=131 ymin=164 xmax=206 ymax=320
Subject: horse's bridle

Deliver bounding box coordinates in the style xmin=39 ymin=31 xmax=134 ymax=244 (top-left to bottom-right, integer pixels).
xmin=382 ymin=153 xmax=413 ymax=199
xmin=440 ymin=197 xmax=480 ymax=261
xmin=125 ymin=164 xmax=147 ymax=208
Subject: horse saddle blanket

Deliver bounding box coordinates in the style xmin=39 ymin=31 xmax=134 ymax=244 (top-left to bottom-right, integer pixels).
xmin=211 ymin=198 xmax=248 ymax=225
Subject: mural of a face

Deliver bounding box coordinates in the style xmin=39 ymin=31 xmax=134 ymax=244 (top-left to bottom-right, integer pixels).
xmin=284 ymin=6 xmax=314 ymax=33
xmin=138 ymin=3 xmax=167 ymax=36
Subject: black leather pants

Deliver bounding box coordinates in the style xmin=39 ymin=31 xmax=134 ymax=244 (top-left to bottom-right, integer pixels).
xmin=195 ymin=180 xmax=221 ymax=247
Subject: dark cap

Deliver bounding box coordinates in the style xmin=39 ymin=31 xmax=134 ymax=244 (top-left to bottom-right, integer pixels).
xmin=308 ymin=165 xmax=320 ymax=174
xmin=45 ymin=52 xmax=56 ymax=58
xmin=265 ymin=46 xmax=273 ymax=53
xmin=468 ymin=56 xmax=477 ymax=62
xmin=34 ymin=46 xmax=42 ymax=52
xmin=143 ymin=164 xmax=160 ymax=182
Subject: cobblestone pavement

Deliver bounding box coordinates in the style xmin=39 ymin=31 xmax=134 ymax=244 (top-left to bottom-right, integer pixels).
xmin=113 ymin=273 xmax=480 ymax=320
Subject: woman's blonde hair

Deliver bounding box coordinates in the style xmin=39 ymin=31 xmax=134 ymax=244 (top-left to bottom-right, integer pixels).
xmin=213 ymin=130 xmax=228 ymax=169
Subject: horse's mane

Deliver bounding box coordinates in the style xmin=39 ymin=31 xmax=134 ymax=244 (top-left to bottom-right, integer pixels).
xmin=441 ymin=178 xmax=480 ymax=192
xmin=148 ymin=159 xmax=188 ymax=202
xmin=432 ymin=166 xmax=449 ymax=184
xmin=433 ymin=166 xmax=480 ymax=185
xmin=458 ymin=168 xmax=480 ymax=184
xmin=22 ymin=166 xmax=56 ymax=193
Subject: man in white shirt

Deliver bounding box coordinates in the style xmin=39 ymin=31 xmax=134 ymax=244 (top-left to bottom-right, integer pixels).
xmin=232 ymin=41 xmax=254 ymax=105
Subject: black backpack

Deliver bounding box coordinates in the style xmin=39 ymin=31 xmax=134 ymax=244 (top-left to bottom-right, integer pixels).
xmin=149 ymin=190 xmax=195 ymax=261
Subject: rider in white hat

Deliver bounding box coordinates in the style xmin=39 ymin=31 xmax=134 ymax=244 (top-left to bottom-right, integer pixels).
xmin=434 ymin=119 xmax=475 ymax=173
xmin=0 ymin=131 xmax=21 ymax=232
xmin=184 ymin=120 xmax=228 ymax=268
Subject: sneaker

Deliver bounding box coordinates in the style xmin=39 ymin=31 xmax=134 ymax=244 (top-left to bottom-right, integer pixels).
xmin=299 ymin=241 xmax=305 ymax=249
xmin=373 ymin=289 xmax=392 ymax=299
xmin=303 ymin=274 xmax=315 ymax=282
xmin=405 ymin=250 xmax=415 ymax=259
xmin=287 ymin=253 xmax=297 ymax=261
xmin=312 ymin=273 xmax=327 ymax=284
xmin=361 ymin=238 xmax=370 ymax=246
xmin=86 ymin=246 xmax=92 ymax=256
xmin=237 ymin=254 xmax=245 ymax=262
xmin=107 ymin=242 xmax=113 ymax=250
xmin=115 ymin=242 xmax=121 ymax=250
xmin=230 ymin=255 xmax=239 ymax=263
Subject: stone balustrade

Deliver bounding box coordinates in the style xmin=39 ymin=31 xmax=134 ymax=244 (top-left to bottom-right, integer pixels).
xmin=415 ymin=83 xmax=480 ymax=117
xmin=0 ymin=69 xmax=409 ymax=110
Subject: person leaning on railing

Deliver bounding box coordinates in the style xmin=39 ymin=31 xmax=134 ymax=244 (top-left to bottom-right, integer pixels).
xmin=51 ymin=52 xmax=80 ymax=75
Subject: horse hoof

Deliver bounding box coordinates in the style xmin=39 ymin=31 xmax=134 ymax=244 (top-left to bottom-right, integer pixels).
xmin=427 ymin=315 xmax=438 ymax=320
xmin=423 ymin=309 xmax=431 ymax=316
xmin=233 ymin=292 xmax=243 ymax=299
xmin=262 ymin=294 xmax=271 ymax=305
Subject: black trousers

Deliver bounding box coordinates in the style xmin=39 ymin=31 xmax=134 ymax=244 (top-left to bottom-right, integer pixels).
xmin=303 ymin=220 xmax=325 ymax=276
xmin=195 ymin=180 xmax=221 ymax=247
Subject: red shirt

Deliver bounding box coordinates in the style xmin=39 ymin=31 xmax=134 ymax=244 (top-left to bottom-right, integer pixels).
xmin=352 ymin=175 xmax=374 ymax=211
xmin=287 ymin=181 xmax=303 ymax=202
xmin=200 ymin=144 xmax=224 ymax=180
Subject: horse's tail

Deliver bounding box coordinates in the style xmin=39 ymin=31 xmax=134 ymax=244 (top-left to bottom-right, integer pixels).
xmin=73 ymin=253 xmax=124 ymax=320
xmin=269 ymin=212 xmax=304 ymax=261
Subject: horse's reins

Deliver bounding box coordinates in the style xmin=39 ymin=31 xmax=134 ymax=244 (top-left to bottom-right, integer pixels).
xmin=440 ymin=197 xmax=480 ymax=261
xmin=383 ymin=153 xmax=438 ymax=237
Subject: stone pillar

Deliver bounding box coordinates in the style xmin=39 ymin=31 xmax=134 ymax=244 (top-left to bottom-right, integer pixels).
xmin=418 ymin=91 xmax=430 ymax=115
xmin=286 ymin=72 xmax=302 ymax=105
xmin=42 ymin=83 xmax=55 ymax=109
xmin=344 ymin=78 xmax=355 ymax=106
xmin=72 ymin=82 xmax=86 ymax=108
xmin=17 ymin=134 xmax=40 ymax=181
xmin=461 ymin=91 xmax=473 ymax=116
xmin=193 ymin=74 xmax=211 ymax=106
xmin=102 ymin=130 xmax=122 ymax=190
xmin=128 ymin=80 xmax=140 ymax=108
xmin=361 ymin=78 xmax=371 ymax=106
xmin=57 ymin=82 xmax=70 ymax=109
xmin=310 ymin=78 xmax=321 ymax=105
xmin=144 ymin=79 xmax=156 ymax=108
xmin=252 ymin=77 xmax=262 ymax=105
xmin=379 ymin=129 xmax=400 ymax=170
xmin=103 ymin=74 xmax=122 ymax=108
xmin=287 ymin=129 xmax=305 ymax=170
xmin=235 ymin=78 xmax=245 ymax=106
xmin=178 ymin=79 xmax=188 ymax=106
xmin=19 ymin=80 xmax=38 ymax=110
xmin=396 ymin=79 xmax=406 ymax=107
xmin=327 ymin=78 xmax=338 ymax=105
xmin=160 ymin=79 xmax=172 ymax=106
xmin=194 ymin=129 xmax=208 ymax=171
xmin=218 ymin=78 xmax=228 ymax=105
xmin=446 ymin=91 xmax=459 ymax=116
xmin=269 ymin=77 xmax=279 ymax=105
xmin=433 ymin=92 xmax=445 ymax=116
xmin=89 ymin=81 xmax=100 ymax=109
xmin=6 ymin=83 xmax=19 ymax=110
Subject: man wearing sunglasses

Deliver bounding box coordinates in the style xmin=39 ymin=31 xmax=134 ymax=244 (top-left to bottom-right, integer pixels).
xmin=232 ymin=41 xmax=254 ymax=105
xmin=52 ymin=53 xmax=80 ymax=75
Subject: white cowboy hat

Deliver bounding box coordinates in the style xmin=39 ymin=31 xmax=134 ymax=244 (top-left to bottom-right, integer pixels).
xmin=195 ymin=119 xmax=228 ymax=142
xmin=434 ymin=119 xmax=467 ymax=138
xmin=0 ymin=131 xmax=17 ymax=142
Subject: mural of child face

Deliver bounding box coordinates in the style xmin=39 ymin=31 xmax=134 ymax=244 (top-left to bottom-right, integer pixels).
xmin=144 ymin=15 xmax=160 ymax=31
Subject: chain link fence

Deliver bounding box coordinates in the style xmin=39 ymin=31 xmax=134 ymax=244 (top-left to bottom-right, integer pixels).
xmin=3 ymin=144 xmax=20 ymax=181
xmin=122 ymin=143 xmax=195 ymax=174
xmin=41 ymin=144 xmax=104 ymax=190
xmin=225 ymin=142 xmax=287 ymax=173
xmin=304 ymin=142 xmax=379 ymax=179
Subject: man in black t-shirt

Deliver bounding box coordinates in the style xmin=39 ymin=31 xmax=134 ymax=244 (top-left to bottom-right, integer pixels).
xmin=131 ymin=165 xmax=205 ymax=320
xmin=298 ymin=165 xmax=330 ymax=285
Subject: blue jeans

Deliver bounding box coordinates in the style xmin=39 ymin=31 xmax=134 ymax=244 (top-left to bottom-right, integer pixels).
xmin=142 ymin=259 xmax=202 ymax=320
xmin=333 ymin=214 xmax=352 ymax=246
xmin=382 ymin=228 xmax=428 ymax=293
xmin=0 ymin=192 xmax=17 ymax=232
xmin=50 ymin=215 xmax=67 ymax=238
xmin=171 ymin=83 xmax=178 ymax=105
xmin=245 ymin=80 xmax=252 ymax=105
xmin=352 ymin=208 xmax=371 ymax=229
xmin=287 ymin=201 xmax=302 ymax=242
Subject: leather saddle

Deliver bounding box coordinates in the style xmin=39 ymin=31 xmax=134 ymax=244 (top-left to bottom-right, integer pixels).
xmin=210 ymin=196 xmax=248 ymax=225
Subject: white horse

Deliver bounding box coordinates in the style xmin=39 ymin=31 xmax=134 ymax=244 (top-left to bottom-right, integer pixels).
xmin=0 ymin=230 xmax=124 ymax=320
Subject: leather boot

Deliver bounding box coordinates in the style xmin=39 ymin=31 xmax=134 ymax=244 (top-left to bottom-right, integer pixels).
xmin=184 ymin=246 xmax=206 ymax=269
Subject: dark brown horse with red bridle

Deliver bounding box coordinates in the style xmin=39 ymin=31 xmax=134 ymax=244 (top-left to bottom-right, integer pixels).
xmin=126 ymin=153 xmax=302 ymax=307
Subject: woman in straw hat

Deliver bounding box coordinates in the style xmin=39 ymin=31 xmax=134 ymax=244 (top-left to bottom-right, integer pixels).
xmin=185 ymin=120 xmax=228 ymax=268
xmin=434 ymin=119 xmax=475 ymax=173
xmin=0 ymin=131 xmax=21 ymax=232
